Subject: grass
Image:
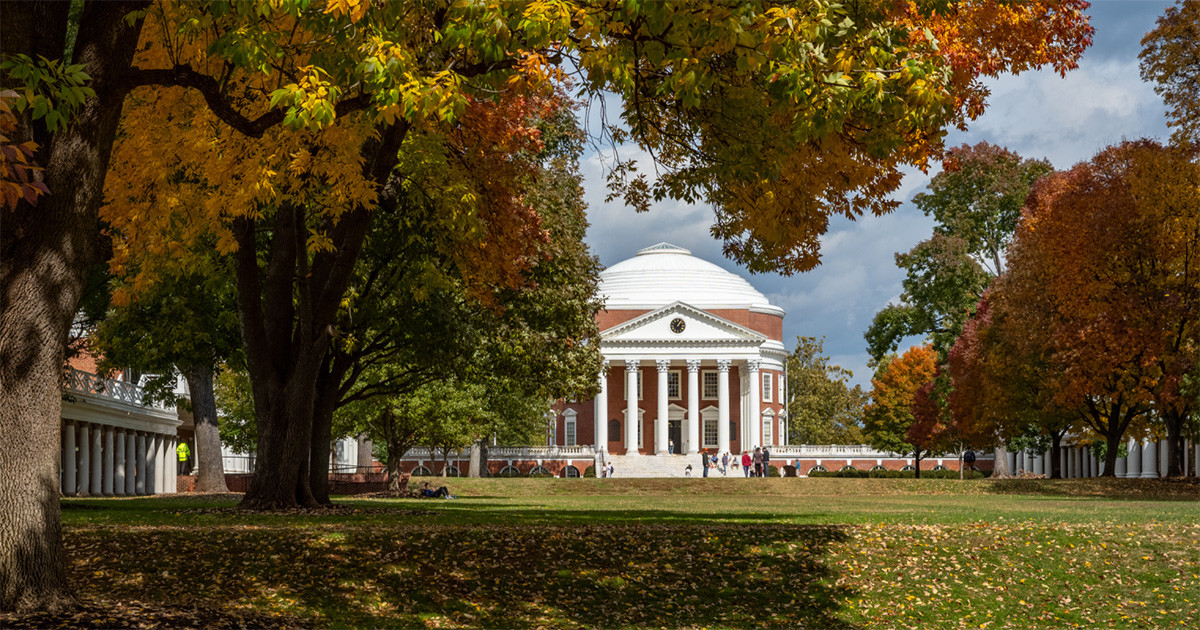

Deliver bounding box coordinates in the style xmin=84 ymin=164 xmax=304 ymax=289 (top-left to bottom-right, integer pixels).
xmin=14 ymin=478 xmax=1200 ymax=628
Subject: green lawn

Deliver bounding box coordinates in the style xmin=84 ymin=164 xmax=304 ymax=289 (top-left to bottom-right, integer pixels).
xmin=11 ymin=478 xmax=1200 ymax=629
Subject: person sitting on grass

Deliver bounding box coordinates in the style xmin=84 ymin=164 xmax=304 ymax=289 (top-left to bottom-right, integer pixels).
xmin=421 ymin=482 xmax=454 ymax=499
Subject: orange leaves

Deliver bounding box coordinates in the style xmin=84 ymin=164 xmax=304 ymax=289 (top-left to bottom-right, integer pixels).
xmin=0 ymin=89 xmax=49 ymax=209
xmin=864 ymin=345 xmax=939 ymax=454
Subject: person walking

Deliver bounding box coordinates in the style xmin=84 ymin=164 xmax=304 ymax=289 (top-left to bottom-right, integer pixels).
xmin=761 ymin=446 xmax=771 ymax=478
xmin=700 ymin=449 xmax=709 ymax=478
xmin=741 ymin=450 xmax=751 ymax=477
xmin=721 ymin=452 xmax=729 ymax=476
xmin=669 ymin=439 xmax=675 ymax=455
xmin=752 ymin=447 xmax=762 ymax=477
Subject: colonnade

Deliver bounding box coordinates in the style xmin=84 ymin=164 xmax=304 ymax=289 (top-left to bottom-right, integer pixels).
xmin=60 ymin=420 xmax=177 ymax=495
xmin=595 ymin=358 xmax=768 ymax=456
xmin=1007 ymin=438 xmax=1196 ymax=478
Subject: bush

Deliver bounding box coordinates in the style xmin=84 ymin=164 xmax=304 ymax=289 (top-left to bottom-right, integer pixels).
xmin=583 ymin=466 xmax=596 ymax=478
xmin=528 ymin=470 xmax=554 ymax=478
xmin=767 ymin=465 xmax=780 ymax=477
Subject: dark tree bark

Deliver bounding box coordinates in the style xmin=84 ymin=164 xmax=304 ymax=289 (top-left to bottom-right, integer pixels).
xmin=308 ymin=355 xmax=341 ymax=506
xmin=1163 ymin=408 xmax=1190 ymax=478
xmin=0 ymin=1 xmax=147 ymax=612
xmin=235 ymin=124 xmax=407 ymax=510
xmin=1049 ymin=431 xmax=1064 ymax=479
xmin=1081 ymin=394 xmax=1144 ymax=478
xmin=913 ymin=449 xmax=923 ymax=479
xmin=183 ymin=364 xmax=228 ymax=493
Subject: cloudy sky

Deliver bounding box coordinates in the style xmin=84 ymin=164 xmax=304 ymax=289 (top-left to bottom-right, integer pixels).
xmin=578 ymin=1 xmax=1175 ymax=388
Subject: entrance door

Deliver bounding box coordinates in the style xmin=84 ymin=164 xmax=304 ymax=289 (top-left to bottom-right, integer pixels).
xmin=668 ymin=420 xmax=682 ymax=455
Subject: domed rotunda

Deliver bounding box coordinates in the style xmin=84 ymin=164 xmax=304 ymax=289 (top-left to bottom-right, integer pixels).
xmin=552 ymin=243 xmax=787 ymax=462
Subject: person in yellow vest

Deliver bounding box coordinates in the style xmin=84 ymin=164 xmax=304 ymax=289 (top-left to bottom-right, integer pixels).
xmin=177 ymin=441 xmax=192 ymax=475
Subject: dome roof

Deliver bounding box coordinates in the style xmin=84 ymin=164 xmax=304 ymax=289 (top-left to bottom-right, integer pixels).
xmin=598 ymin=243 xmax=782 ymax=314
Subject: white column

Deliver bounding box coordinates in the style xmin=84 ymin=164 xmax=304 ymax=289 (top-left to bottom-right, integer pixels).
xmin=655 ymin=360 xmax=670 ymax=455
xmin=1126 ymin=439 xmax=1141 ymax=480
xmin=717 ymin=359 xmax=731 ymax=456
xmin=747 ymin=360 xmax=761 ymax=450
xmin=114 ymin=430 xmax=126 ymax=496
xmin=1115 ymin=451 xmax=1127 ymax=478
xmin=147 ymin=434 xmax=160 ymax=494
xmin=1091 ymin=449 xmax=1100 ymax=477
xmin=102 ymin=426 xmax=115 ymax=496
xmin=1159 ymin=440 xmax=1168 ymax=478
xmin=135 ymin=433 xmax=147 ymax=495
xmin=595 ymin=362 xmax=608 ymax=453
xmin=625 ymin=361 xmax=640 ymax=456
xmin=63 ymin=422 xmax=78 ymax=495
xmin=79 ymin=424 xmax=92 ymax=494
xmin=1081 ymin=449 xmax=1089 ymax=477
xmin=1016 ymin=451 xmax=1025 ymax=474
xmin=156 ymin=435 xmax=168 ymax=493
xmin=89 ymin=426 xmax=102 ymax=495
xmin=1031 ymin=452 xmax=1043 ymax=476
xmin=686 ymin=359 xmax=700 ymax=455
xmin=1006 ymin=451 xmax=1017 ymax=473
xmin=1141 ymin=440 xmax=1158 ymax=478
xmin=1067 ymin=448 xmax=1076 ymax=478
xmin=125 ymin=432 xmax=138 ymax=495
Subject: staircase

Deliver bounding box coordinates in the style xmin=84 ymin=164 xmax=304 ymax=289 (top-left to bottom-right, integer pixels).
xmin=603 ymin=454 xmax=712 ymax=478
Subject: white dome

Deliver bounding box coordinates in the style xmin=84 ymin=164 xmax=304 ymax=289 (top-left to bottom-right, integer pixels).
xmin=598 ymin=243 xmax=783 ymax=314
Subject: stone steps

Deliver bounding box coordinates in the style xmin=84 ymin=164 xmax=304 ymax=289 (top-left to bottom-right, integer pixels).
xmin=602 ymin=454 xmax=728 ymax=478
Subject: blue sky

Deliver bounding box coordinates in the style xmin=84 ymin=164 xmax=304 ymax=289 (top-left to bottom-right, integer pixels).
xmin=579 ymin=1 xmax=1174 ymax=388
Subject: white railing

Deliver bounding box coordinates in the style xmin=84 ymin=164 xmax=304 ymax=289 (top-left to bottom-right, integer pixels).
xmin=396 ymin=445 xmax=598 ymax=460
xmin=64 ymin=368 xmax=171 ymax=410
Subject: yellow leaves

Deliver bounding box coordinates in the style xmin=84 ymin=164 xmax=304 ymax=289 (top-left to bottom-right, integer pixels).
xmin=322 ymin=0 xmax=368 ymax=24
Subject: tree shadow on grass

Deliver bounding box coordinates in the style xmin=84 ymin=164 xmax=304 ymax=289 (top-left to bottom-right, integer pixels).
xmin=58 ymin=515 xmax=860 ymax=628
xmin=985 ymin=478 xmax=1200 ymax=501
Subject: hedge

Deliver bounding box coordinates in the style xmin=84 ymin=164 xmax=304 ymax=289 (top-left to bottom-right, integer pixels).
xmin=807 ymin=469 xmax=990 ymax=479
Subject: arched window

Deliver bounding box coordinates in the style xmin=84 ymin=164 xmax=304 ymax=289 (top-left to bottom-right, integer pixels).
xmin=808 ymin=465 xmax=828 ymax=474
xmin=498 ymin=465 xmax=521 ymax=477
xmin=900 ymin=465 xmax=915 ymax=472
xmin=529 ymin=465 xmax=553 ymax=477
xmin=931 ymin=465 xmax=948 ymax=472
xmin=562 ymin=465 xmax=581 ymax=478
xmin=444 ymin=465 xmax=462 ymax=477
xmin=870 ymin=465 xmax=888 ymax=472
xmin=839 ymin=465 xmax=857 ymax=472
xmin=412 ymin=466 xmax=433 ymax=477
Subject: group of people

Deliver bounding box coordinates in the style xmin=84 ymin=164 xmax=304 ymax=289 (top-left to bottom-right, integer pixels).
xmin=689 ymin=447 xmax=773 ymax=477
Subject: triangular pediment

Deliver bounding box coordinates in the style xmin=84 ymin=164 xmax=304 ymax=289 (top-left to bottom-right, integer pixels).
xmin=601 ymin=302 xmax=766 ymax=344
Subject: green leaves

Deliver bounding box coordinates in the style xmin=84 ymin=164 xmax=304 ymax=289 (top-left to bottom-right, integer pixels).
xmin=0 ymin=53 xmax=95 ymax=132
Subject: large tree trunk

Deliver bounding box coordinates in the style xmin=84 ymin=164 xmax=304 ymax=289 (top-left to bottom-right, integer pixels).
xmin=913 ymin=450 xmax=922 ymax=479
xmin=386 ymin=449 xmax=406 ymax=494
xmin=308 ymin=367 xmax=338 ymax=506
xmin=991 ymin=444 xmax=1011 ymax=478
xmin=183 ymin=364 xmax=228 ymax=492
xmin=0 ymin=1 xmax=146 ymax=612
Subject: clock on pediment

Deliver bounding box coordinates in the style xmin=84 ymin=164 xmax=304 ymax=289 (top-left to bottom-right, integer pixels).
xmin=669 ymin=317 xmax=686 ymax=334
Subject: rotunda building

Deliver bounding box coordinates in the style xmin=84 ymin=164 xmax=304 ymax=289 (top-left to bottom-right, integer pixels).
xmin=554 ymin=243 xmax=787 ymax=463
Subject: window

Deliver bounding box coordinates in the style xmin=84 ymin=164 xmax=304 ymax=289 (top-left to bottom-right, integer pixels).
xmin=547 ymin=421 xmax=556 ymax=446
xmin=444 ymin=465 xmax=462 ymax=477
xmin=778 ymin=377 xmax=784 ymax=403
xmin=730 ymin=420 xmax=737 ymax=444
xmin=931 ymin=465 xmax=948 ymax=472
xmin=412 ymin=466 xmax=433 ymax=476
xmin=498 ymin=465 xmax=521 ymax=477
xmin=808 ymin=465 xmax=828 ymax=474
xmin=624 ymin=370 xmax=643 ymax=400
xmin=702 ymin=370 xmax=718 ymax=400
xmin=763 ymin=415 xmax=773 ymax=445
xmin=870 ymin=465 xmax=888 ymax=472
xmin=762 ymin=373 xmax=773 ymax=402
xmin=839 ymin=465 xmax=857 ymax=472
xmin=563 ymin=465 xmax=581 ymax=478
xmin=529 ymin=465 xmax=553 ymax=477
xmin=564 ymin=410 xmax=577 ymax=447
xmin=702 ymin=410 xmax=718 ymax=448
xmin=637 ymin=418 xmax=643 ymax=448
xmin=608 ymin=419 xmax=620 ymax=440
xmin=900 ymin=465 xmax=916 ymax=472
xmin=667 ymin=370 xmax=681 ymax=399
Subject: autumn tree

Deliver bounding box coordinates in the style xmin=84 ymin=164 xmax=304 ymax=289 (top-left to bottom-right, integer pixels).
xmin=906 ymin=373 xmax=958 ymax=476
xmin=1141 ymin=0 xmax=1200 ymax=147
xmin=786 ymin=336 xmax=866 ymax=444
xmin=996 ymin=140 xmax=1199 ymax=476
xmin=862 ymin=345 xmax=938 ymax=477
xmin=2 ymin=0 xmax=1092 ymax=610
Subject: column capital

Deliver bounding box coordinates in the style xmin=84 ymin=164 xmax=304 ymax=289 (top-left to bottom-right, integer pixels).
xmin=685 ymin=359 xmax=701 ymax=372
xmin=747 ymin=359 xmax=762 ymax=372
xmin=716 ymin=359 xmax=732 ymax=372
xmin=626 ymin=360 xmax=640 ymax=372
xmin=655 ymin=359 xmax=671 ymax=373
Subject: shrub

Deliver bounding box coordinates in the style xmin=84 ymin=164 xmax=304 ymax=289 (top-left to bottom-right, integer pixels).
xmin=583 ymin=466 xmax=596 ymax=478
xmin=767 ymin=465 xmax=780 ymax=477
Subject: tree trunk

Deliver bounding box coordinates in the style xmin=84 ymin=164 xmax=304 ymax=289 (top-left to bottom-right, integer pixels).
xmin=308 ymin=360 xmax=339 ymax=506
xmin=356 ymin=434 xmax=374 ymax=471
xmin=913 ymin=450 xmax=922 ymax=479
xmin=0 ymin=0 xmax=146 ymax=612
xmin=183 ymin=364 xmax=228 ymax=492
xmin=1163 ymin=409 xmax=1188 ymax=478
xmin=991 ymin=444 xmax=1011 ymax=478
xmin=1050 ymin=432 xmax=1063 ymax=479
xmin=386 ymin=450 xmax=404 ymax=493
